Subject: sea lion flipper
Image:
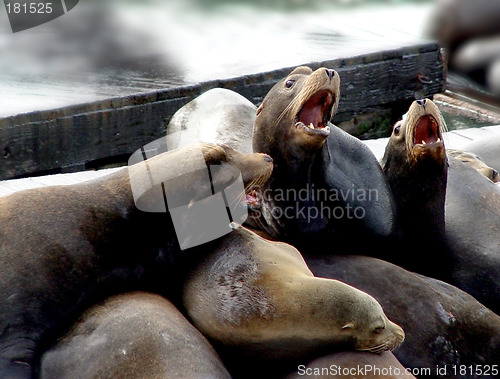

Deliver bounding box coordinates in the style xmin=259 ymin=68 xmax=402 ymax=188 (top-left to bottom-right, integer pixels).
xmin=321 ymin=125 xmax=396 ymax=238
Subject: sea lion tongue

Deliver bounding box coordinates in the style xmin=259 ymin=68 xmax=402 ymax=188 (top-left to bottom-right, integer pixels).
xmin=296 ymin=90 xmax=334 ymax=131
xmin=414 ymin=115 xmax=439 ymax=145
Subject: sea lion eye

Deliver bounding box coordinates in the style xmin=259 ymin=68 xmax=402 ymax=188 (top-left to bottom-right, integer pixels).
xmin=375 ymin=326 xmax=385 ymax=333
xmin=393 ymin=122 xmax=401 ymax=136
xmin=285 ymin=79 xmax=296 ymax=89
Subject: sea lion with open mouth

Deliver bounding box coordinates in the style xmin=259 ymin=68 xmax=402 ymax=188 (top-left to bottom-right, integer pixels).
xmin=0 ymin=143 xmax=272 ymax=378
xmin=381 ymin=98 xmax=449 ymax=276
xmin=250 ymin=66 xmax=395 ymax=250
xmin=382 ymin=98 xmax=500 ymax=313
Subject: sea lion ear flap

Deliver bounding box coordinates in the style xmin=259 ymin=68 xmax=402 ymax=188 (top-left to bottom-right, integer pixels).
xmin=289 ymin=66 xmax=313 ymax=75
xmin=341 ymin=323 xmax=355 ymax=330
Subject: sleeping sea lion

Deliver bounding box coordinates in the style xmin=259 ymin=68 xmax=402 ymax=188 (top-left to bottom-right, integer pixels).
xmin=250 ymin=66 xmax=395 ymax=250
xmin=460 ymin=134 xmax=500 ymax=175
xmin=180 ymin=225 xmax=404 ymax=378
xmin=447 ymin=149 xmax=499 ymax=182
xmin=0 ymin=143 xmax=273 ymax=378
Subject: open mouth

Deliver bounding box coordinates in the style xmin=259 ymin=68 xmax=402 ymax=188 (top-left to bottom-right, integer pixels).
xmin=244 ymin=188 xmax=261 ymax=209
xmin=295 ymin=90 xmax=334 ymax=137
xmin=413 ymin=115 xmax=442 ymax=147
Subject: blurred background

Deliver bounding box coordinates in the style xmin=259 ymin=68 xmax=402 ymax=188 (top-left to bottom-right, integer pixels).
xmin=0 ymin=0 xmax=499 ymax=116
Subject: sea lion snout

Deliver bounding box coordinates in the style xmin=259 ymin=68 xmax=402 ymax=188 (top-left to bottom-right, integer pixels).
xmin=325 ymin=68 xmax=335 ymax=79
xmin=492 ymin=169 xmax=499 ymax=182
xmin=416 ymin=98 xmax=427 ymax=107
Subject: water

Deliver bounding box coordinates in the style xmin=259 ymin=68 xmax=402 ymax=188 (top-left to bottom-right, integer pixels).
xmin=0 ymin=0 xmax=435 ymax=117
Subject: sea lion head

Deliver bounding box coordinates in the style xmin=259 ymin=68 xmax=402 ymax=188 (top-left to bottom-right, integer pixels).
xmin=447 ymin=149 xmax=499 ymax=182
xmin=130 ymin=143 xmax=273 ymax=212
xmin=335 ymin=288 xmax=405 ymax=354
xmin=216 ymin=144 xmax=274 ymax=208
xmin=382 ymin=98 xmax=447 ymax=170
xmin=253 ymin=66 xmax=340 ymax=160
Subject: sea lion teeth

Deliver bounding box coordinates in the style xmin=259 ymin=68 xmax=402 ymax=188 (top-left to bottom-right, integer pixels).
xmin=309 ymin=123 xmax=315 ymax=129
xmin=422 ymin=140 xmax=427 ymax=145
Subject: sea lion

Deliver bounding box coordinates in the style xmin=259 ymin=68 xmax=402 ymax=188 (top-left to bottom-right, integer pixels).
xmin=0 ymin=143 xmax=273 ymax=378
xmin=447 ymin=148 xmax=499 ymax=182
xmin=250 ymin=66 xmax=395 ymax=249
xmin=444 ymin=157 xmax=500 ymax=313
xmin=166 ymin=88 xmax=256 ymax=154
xmin=40 ymin=291 xmax=231 ymax=379
xmin=304 ymin=254 xmax=500 ymax=379
xmin=381 ymin=98 xmax=500 ymax=313
xmin=287 ymin=351 xmax=416 ymax=379
xmin=425 ymin=0 xmax=500 ymax=92
xmin=460 ymin=134 xmax=500 ymax=174
xmin=380 ymin=98 xmax=449 ymax=276
xmin=180 ymin=225 xmax=404 ymax=378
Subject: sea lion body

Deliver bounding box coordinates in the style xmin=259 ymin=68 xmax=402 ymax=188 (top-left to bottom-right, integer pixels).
xmin=181 ymin=225 xmax=404 ymax=377
xmin=40 ymin=292 xmax=231 ymax=379
xmin=0 ymin=143 xmax=272 ymax=378
xmin=444 ymin=157 xmax=500 ymax=313
xmin=251 ymin=66 xmax=395 ymax=248
xmin=166 ymin=88 xmax=256 ymax=154
xmin=304 ymin=254 xmax=500 ymax=378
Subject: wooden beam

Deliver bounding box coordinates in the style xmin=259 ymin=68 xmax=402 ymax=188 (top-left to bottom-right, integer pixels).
xmin=0 ymin=42 xmax=445 ymax=180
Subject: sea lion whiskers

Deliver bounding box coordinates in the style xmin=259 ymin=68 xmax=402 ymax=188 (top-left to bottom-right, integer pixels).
xmin=275 ymin=93 xmax=302 ymax=127
xmin=227 ymin=174 xmax=269 ymax=209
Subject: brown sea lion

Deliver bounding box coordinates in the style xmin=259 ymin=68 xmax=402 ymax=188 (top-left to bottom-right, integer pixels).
xmin=0 ymin=143 xmax=272 ymax=378
xmin=380 ymin=98 xmax=448 ymax=276
xmin=461 ymin=134 xmax=500 ymax=175
xmin=447 ymin=148 xmax=499 ymax=182
xmin=287 ymin=351 xmax=416 ymax=379
xmin=250 ymin=66 xmax=395 ymax=250
xmin=180 ymin=225 xmax=404 ymax=378
xmin=304 ymin=254 xmax=500 ymax=379
xmin=40 ymin=292 xmax=231 ymax=379
xmin=381 ymin=98 xmax=500 ymax=313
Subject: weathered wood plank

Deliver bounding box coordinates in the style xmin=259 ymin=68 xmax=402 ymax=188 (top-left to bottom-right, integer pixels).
xmin=0 ymin=42 xmax=445 ymax=180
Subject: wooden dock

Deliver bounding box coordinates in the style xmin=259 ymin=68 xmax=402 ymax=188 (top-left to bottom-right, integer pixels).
xmin=0 ymin=2 xmax=446 ymax=180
